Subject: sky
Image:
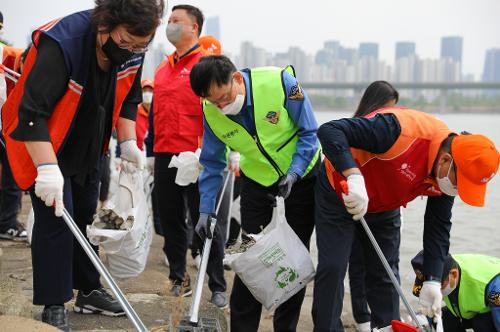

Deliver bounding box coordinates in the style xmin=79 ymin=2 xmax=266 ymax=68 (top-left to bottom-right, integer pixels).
xmin=2 ymin=0 xmax=500 ymax=78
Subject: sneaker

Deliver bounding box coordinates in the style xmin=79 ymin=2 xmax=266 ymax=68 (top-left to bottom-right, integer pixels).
xmin=74 ymin=288 xmax=125 ymax=317
xmin=42 ymin=305 xmax=70 ymax=332
xmin=210 ymin=291 xmax=228 ymax=309
xmin=355 ymin=321 xmax=371 ymax=332
xmin=0 ymin=224 xmax=27 ymax=241
xmin=170 ymin=274 xmax=192 ymax=297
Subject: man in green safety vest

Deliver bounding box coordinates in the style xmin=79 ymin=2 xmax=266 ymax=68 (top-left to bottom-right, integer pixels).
xmin=189 ymin=54 xmax=320 ymax=332
xmin=412 ymin=250 xmax=500 ymax=331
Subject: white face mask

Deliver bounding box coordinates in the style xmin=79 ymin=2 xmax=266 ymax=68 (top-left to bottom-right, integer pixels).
xmin=166 ymin=23 xmax=184 ymax=45
xmin=441 ymin=278 xmax=457 ymax=297
xmin=220 ymin=94 xmax=245 ymax=115
xmin=142 ymin=91 xmax=153 ymax=104
xmin=437 ymin=159 xmax=458 ymax=196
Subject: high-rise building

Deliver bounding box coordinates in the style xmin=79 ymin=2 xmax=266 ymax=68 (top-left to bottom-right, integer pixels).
xmin=440 ymin=36 xmax=463 ymax=63
xmin=395 ymin=42 xmax=416 ymax=60
xmin=359 ymin=42 xmax=379 ymax=59
xmin=205 ymin=16 xmax=220 ymax=40
xmin=482 ymin=48 xmax=500 ymax=82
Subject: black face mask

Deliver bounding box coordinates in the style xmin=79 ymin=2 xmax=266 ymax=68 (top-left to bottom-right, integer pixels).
xmin=101 ymin=35 xmax=134 ymax=65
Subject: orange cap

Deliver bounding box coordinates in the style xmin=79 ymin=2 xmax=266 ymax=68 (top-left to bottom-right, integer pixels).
xmin=452 ymin=134 xmax=499 ymax=207
xmin=141 ymin=79 xmax=154 ymax=89
xmin=199 ymin=35 xmax=221 ymax=55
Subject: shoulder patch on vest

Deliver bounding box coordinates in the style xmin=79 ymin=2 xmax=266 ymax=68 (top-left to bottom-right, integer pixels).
xmin=264 ymin=111 xmax=280 ymax=124
xmin=488 ymin=291 xmax=500 ymax=306
xmin=288 ymin=84 xmax=304 ymax=100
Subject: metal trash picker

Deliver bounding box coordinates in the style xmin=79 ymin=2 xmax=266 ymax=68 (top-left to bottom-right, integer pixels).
xmin=178 ymin=171 xmax=233 ymax=332
xmin=61 ymin=208 xmax=147 ymax=332
xmin=339 ymin=181 xmax=429 ymax=332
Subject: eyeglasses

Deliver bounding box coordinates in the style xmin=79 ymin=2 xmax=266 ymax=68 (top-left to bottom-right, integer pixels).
xmin=113 ymin=30 xmax=150 ymax=54
xmin=210 ymin=79 xmax=236 ymax=107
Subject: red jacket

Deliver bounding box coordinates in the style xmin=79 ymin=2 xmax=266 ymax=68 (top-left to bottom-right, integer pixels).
xmin=152 ymin=47 xmax=206 ymax=153
xmin=325 ymin=108 xmax=452 ymax=213
xmin=136 ymin=104 xmax=149 ymax=150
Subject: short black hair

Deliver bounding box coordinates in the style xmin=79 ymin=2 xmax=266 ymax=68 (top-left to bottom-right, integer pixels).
xmin=354 ymin=80 xmax=399 ymax=118
xmin=442 ymin=256 xmax=459 ymax=282
xmin=92 ymin=0 xmax=165 ymax=37
xmin=190 ymin=55 xmax=237 ymax=98
xmin=172 ymin=4 xmax=204 ymax=36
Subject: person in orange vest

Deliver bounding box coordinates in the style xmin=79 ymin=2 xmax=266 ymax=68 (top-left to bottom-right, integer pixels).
xmin=137 ymin=79 xmax=153 ymax=150
xmin=1 ymin=1 xmax=164 ymax=330
xmin=347 ymin=81 xmax=401 ymax=331
xmin=144 ymin=4 xmax=227 ymax=307
xmin=312 ymin=108 xmax=499 ymax=332
xmin=0 ymin=12 xmax=25 ymax=242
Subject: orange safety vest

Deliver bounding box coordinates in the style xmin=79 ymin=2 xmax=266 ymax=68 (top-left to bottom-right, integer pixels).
xmin=324 ymin=108 xmax=452 ymax=212
xmin=1 ymin=10 xmax=142 ymax=190
xmin=1 ymin=46 xmax=23 ymax=95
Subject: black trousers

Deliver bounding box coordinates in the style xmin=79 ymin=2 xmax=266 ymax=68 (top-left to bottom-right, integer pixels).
xmin=230 ymin=161 xmax=318 ymax=332
xmin=442 ymin=307 xmax=496 ymax=332
xmin=0 ymin=144 xmax=22 ymax=232
xmin=348 ymin=231 xmax=370 ymax=324
xmin=30 ymin=167 xmax=101 ymax=305
xmin=154 ymin=152 xmax=226 ymax=292
xmin=313 ymin=164 xmax=401 ymax=331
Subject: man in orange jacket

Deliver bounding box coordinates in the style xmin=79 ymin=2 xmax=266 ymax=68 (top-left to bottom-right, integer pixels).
xmin=313 ymin=108 xmax=499 ymax=331
xmin=144 ymin=4 xmax=227 ymax=308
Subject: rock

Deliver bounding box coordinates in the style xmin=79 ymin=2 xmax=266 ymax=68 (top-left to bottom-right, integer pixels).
xmin=0 ymin=315 xmax=59 ymax=332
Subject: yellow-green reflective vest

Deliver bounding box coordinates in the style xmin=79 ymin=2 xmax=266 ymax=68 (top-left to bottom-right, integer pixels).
xmin=203 ymin=66 xmax=320 ymax=186
xmin=444 ymin=254 xmax=500 ymax=319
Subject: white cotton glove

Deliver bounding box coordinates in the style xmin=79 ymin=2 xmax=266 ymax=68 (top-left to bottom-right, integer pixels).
xmin=342 ymin=174 xmax=369 ymax=221
xmin=146 ymin=156 xmax=155 ymax=173
xmin=120 ymin=139 xmax=144 ymax=171
xmin=419 ymin=281 xmax=443 ymax=318
xmin=35 ymin=164 xmax=64 ymax=217
xmin=228 ymin=151 xmax=240 ymax=172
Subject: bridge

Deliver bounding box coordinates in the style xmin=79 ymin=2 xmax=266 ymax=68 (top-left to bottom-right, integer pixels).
xmin=300 ymin=82 xmax=500 ymax=112
xmin=301 ymin=82 xmax=500 ymax=90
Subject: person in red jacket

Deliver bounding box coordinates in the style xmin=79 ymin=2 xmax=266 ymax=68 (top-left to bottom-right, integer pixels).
xmin=144 ymin=4 xmax=227 ymax=308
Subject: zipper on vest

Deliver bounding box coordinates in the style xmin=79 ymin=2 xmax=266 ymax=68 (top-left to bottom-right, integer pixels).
xmin=253 ymin=134 xmax=284 ymax=177
xmin=276 ymin=131 xmax=298 ymax=152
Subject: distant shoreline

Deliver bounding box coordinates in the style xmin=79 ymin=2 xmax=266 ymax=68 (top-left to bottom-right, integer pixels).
xmin=313 ymin=107 xmax=500 ymax=114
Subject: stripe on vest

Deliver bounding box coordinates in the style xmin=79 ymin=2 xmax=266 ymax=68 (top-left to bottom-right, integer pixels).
xmin=68 ymin=79 xmax=83 ymax=95
xmin=117 ymin=64 xmax=141 ymax=80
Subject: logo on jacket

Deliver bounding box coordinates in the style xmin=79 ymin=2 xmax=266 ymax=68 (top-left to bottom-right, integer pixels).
xmin=264 ymin=111 xmax=280 ymax=124
xmin=488 ymin=291 xmax=500 ymax=306
xmin=222 ymin=129 xmax=239 ymax=140
xmin=180 ymin=67 xmax=191 ymax=76
xmin=398 ymin=163 xmax=416 ymax=181
xmin=288 ymin=84 xmax=304 ymax=100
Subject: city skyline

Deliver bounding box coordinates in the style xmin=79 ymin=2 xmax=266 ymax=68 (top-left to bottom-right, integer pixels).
xmin=2 ymin=0 xmax=499 ymax=77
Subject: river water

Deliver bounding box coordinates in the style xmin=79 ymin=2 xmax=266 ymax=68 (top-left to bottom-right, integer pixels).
xmin=312 ymin=111 xmax=500 ymax=311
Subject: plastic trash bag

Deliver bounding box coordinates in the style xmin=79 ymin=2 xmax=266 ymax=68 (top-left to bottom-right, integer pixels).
xmin=87 ymin=166 xmax=152 ymax=279
xmin=168 ymin=149 xmax=202 ymax=186
xmin=225 ymin=197 xmax=315 ymax=311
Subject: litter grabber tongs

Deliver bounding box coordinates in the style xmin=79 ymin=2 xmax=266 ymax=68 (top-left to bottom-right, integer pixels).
xmin=178 ymin=172 xmax=233 ymax=332
xmin=61 ymin=208 xmax=147 ymax=332
xmin=340 ymin=180 xmax=440 ymax=332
